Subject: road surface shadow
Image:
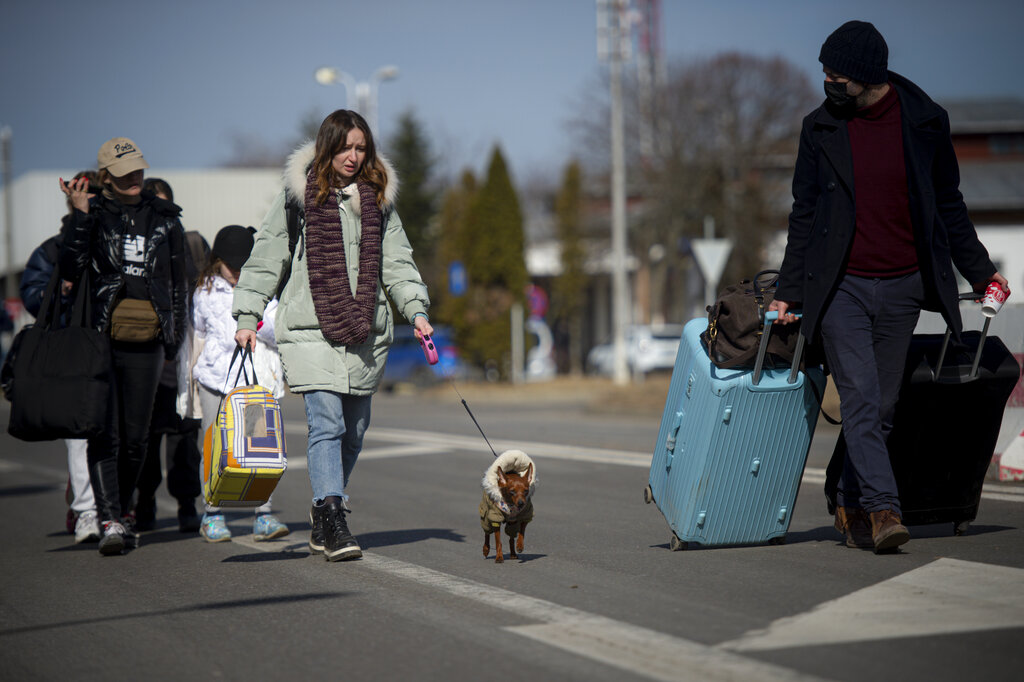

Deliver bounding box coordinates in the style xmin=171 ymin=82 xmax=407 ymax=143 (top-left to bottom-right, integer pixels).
xmin=0 ymin=483 xmax=62 ymax=497
xmin=359 ymin=527 xmax=466 ymax=549
xmin=648 ymin=522 xmax=1016 ymax=551
xmin=0 ymin=592 xmax=349 ymax=637
xmin=223 ymin=544 xmax=310 ymax=562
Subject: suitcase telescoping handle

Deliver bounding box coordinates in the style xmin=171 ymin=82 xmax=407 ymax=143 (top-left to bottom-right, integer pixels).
xmin=932 ymin=292 xmax=995 ymax=382
xmin=755 ymin=311 xmax=806 ymax=386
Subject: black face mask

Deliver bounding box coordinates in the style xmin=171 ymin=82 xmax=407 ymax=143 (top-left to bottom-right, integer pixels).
xmin=824 ymin=81 xmax=855 ymax=109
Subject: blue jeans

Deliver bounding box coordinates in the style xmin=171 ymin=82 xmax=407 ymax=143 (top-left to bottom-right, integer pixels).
xmin=819 ymin=272 xmax=925 ymax=514
xmin=303 ymin=391 xmax=372 ymax=504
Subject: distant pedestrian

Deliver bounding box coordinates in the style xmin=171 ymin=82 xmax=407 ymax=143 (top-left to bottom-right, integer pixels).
xmin=59 ymin=138 xmax=189 ymax=555
xmin=20 ymin=170 xmax=102 ymax=544
xmin=183 ymin=224 xmax=289 ymax=542
xmin=233 ymin=109 xmax=432 ymax=561
xmin=770 ymin=21 xmax=1007 ymax=553
xmin=132 ymin=177 xmax=206 ymax=533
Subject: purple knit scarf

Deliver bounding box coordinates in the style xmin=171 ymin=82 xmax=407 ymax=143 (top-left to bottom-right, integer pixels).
xmin=303 ymin=169 xmax=382 ymax=344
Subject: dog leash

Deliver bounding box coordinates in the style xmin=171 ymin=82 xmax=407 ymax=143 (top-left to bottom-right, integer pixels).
xmin=447 ymin=377 xmax=499 ymax=458
xmin=419 ymin=332 xmax=499 ymax=458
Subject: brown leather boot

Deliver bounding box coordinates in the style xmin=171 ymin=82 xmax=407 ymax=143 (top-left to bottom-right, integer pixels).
xmin=869 ymin=509 xmax=910 ymax=553
xmin=834 ymin=506 xmax=874 ymax=549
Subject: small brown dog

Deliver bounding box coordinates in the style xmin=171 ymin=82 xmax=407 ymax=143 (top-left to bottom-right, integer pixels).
xmin=479 ymin=450 xmax=536 ymax=563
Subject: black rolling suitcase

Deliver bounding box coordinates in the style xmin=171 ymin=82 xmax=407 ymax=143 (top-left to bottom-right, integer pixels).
xmin=826 ymin=296 xmax=1022 ymax=535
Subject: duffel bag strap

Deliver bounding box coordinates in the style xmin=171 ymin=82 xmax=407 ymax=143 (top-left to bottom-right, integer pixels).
xmin=223 ymin=345 xmax=261 ymax=393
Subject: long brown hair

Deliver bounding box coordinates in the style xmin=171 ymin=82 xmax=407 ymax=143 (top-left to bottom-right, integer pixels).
xmin=196 ymin=256 xmax=227 ymax=294
xmin=311 ymin=109 xmax=388 ymax=207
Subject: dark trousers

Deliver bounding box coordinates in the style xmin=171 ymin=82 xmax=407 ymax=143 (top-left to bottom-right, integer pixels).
xmin=819 ymin=272 xmax=925 ymax=514
xmin=87 ymin=340 xmax=165 ymax=522
xmin=137 ymin=382 xmax=202 ymax=505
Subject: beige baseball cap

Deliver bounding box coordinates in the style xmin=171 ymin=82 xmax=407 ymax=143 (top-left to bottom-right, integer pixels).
xmin=97 ymin=137 xmax=149 ymax=177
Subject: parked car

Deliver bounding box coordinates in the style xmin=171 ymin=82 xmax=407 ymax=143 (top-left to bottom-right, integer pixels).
xmin=586 ymin=324 xmax=684 ymax=377
xmin=381 ymin=324 xmax=468 ymax=390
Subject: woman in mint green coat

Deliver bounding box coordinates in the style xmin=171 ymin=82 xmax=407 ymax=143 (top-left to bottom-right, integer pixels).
xmin=233 ymin=110 xmax=432 ymax=562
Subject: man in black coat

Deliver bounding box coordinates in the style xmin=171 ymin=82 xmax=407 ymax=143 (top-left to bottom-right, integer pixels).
xmin=771 ymin=20 xmax=1008 ymax=554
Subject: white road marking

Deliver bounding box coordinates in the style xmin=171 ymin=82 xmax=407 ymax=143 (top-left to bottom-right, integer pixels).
xmin=284 ymin=422 xmax=653 ymax=467
xmin=284 ymin=444 xmax=444 ymax=470
xmin=719 ymin=558 xmax=1024 ymax=652
xmin=0 ymin=459 xmax=67 ymax=480
xmin=284 ymin=424 xmax=1024 ymax=504
xmin=232 ymin=534 xmax=831 ymax=682
xmin=0 ymin=460 xmax=23 ymax=474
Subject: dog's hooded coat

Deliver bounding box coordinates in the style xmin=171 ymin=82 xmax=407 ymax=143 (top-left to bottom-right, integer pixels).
xmin=479 ymin=449 xmax=536 ymax=536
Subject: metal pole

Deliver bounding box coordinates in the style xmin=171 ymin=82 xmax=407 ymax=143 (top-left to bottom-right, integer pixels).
xmin=609 ymin=2 xmax=630 ymax=386
xmin=1 ymin=126 xmax=14 ymax=303
xmin=355 ymin=83 xmax=372 ymax=130
xmin=703 ymin=215 xmax=714 ymax=307
xmin=510 ymin=302 xmax=524 ymax=384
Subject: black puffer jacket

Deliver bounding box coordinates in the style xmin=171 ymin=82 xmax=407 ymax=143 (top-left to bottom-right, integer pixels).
xmin=59 ymin=190 xmax=188 ymax=358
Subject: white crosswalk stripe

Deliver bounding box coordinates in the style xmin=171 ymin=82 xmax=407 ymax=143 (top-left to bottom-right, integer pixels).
xmin=282 ymin=424 xmax=1024 ymax=505
xmin=719 ymin=558 xmax=1024 ymax=651
xmin=233 ymin=535 xmax=832 ymax=682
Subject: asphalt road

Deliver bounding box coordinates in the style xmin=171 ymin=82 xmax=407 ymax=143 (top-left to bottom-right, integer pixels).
xmin=1 ymin=382 xmax=1023 ymax=681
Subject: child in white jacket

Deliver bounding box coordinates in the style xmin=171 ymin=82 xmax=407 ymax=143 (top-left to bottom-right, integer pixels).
xmin=183 ymin=225 xmax=288 ymax=542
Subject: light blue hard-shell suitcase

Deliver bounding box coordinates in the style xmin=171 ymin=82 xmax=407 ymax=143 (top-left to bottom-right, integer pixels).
xmin=644 ymin=313 xmax=826 ymax=549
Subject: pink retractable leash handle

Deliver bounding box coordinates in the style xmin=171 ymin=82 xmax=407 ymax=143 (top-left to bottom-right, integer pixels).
xmin=418 ymin=332 xmax=439 ymax=365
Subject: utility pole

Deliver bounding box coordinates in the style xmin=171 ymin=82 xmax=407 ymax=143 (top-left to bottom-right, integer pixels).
xmin=598 ymin=0 xmax=632 ymax=385
xmin=1 ymin=126 xmax=14 ymax=304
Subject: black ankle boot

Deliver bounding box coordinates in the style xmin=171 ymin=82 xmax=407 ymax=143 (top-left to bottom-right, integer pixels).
xmin=135 ymin=496 xmax=156 ymax=531
xmin=177 ymin=499 xmax=201 ymax=533
xmin=323 ymin=498 xmax=362 ymax=562
xmin=309 ymin=502 xmax=327 ymax=555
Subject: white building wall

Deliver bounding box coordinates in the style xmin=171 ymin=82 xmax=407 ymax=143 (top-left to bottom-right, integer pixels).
xmin=762 ymin=226 xmax=1024 ymax=296
xmin=0 ymin=168 xmax=282 ymax=278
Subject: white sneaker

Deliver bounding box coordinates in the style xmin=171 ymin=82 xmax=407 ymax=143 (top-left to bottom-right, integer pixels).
xmin=98 ymin=521 xmax=126 ymax=555
xmin=74 ymin=510 xmax=101 ymax=544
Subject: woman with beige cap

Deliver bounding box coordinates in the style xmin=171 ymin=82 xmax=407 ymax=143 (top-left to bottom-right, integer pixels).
xmin=59 ymin=136 xmax=189 ymax=555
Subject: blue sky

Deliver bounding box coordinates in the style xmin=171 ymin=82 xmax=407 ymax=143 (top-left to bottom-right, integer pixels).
xmin=1 ymin=0 xmax=1022 ymax=186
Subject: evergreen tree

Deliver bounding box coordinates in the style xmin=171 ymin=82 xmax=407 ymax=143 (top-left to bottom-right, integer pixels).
xmin=552 ymin=160 xmax=586 ymax=375
xmin=434 ymin=170 xmax=477 ymax=326
xmin=454 ymin=147 xmax=527 ymax=378
xmin=388 ymin=109 xmax=437 ymax=283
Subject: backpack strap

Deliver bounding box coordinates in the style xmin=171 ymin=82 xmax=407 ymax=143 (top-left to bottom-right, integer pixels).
xmin=275 ymin=191 xmax=305 ymax=298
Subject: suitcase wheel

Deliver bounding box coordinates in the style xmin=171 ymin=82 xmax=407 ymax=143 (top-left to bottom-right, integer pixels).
xmin=768 ymin=536 xmax=786 ymax=546
xmin=669 ymin=534 xmax=687 ymax=551
xmin=953 ymin=520 xmax=971 ymax=536
xmin=643 ymin=485 xmax=654 ymax=504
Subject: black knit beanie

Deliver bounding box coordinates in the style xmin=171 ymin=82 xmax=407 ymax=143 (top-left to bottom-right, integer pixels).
xmin=819 ymin=20 xmax=889 ymax=85
xmin=212 ymin=225 xmax=256 ymax=271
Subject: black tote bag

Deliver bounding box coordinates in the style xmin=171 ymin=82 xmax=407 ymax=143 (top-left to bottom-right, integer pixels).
xmin=7 ymin=264 xmax=112 ymax=441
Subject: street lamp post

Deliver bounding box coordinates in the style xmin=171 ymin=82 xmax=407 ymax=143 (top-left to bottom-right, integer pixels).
xmin=598 ymin=0 xmax=633 ymax=385
xmin=1 ymin=126 xmax=14 ymax=304
xmin=314 ymin=65 xmax=399 ymax=134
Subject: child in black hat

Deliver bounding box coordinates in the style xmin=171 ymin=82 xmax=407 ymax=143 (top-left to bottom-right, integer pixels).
xmin=182 ymin=225 xmax=289 ymax=542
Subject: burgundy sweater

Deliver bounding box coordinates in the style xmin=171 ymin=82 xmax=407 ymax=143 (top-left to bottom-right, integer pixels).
xmin=845 ymin=84 xmax=919 ymax=277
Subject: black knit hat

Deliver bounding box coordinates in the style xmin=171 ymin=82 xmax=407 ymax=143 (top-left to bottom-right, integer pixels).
xmin=212 ymin=225 xmax=256 ymax=271
xmin=819 ymin=20 xmax=889 ymax=85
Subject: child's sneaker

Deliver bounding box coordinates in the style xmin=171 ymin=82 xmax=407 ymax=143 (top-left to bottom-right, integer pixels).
xmin=74 ymin=510 xmax=101 ymax=544
xmin=98 ymin=521 xmax=126 ymax=556
xmin=200 ymin=513 xmax=231 ymax=543
xmin=253 ymin=513 xmax=290 ymax=541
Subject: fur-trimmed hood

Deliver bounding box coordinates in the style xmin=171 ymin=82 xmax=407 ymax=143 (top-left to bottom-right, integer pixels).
xmin=284 ymin=140 xmax=399 ymax=209
xmin=482 ymin=450 xmax=537 ymax=514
